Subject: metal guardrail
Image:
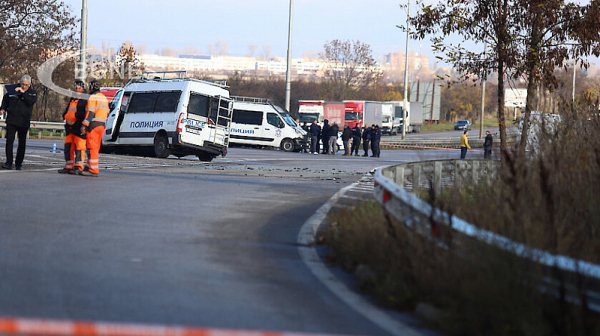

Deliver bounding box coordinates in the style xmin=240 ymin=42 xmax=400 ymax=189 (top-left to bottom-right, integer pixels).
xmin=381 ymin=133 xmax=519 ymax=150
xmin=0 ymin=120 xmax=65 ymax=139
xmin=373 ymin=159 xmax=600 ymax=313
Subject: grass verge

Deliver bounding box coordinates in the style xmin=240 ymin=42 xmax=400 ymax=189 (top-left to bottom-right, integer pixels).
xmin=323 ymin=200 xmax=600 ymax=335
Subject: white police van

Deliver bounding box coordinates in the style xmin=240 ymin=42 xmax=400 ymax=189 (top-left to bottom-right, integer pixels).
xmin=101 ymin=73 xmax=233 ymax=162
xmin=230 ymin=97 xmax=306 ymax=152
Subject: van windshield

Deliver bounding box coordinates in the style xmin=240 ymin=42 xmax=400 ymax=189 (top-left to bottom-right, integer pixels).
xmin=279 ymin=112 xmax=298 ymax=128
xmin=109 ymin=90 xmax=123 ymax=111
xmin=299 ymin=113 xmax=319 ymax=124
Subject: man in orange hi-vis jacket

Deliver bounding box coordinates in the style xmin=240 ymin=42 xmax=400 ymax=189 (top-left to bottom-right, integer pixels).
xmin=80 ymin=80 xmax=109 ymax=177
xmin=58 ymin=81 xmax=87 ymax=174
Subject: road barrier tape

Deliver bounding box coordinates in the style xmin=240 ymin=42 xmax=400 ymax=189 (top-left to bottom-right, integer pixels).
xmin=0 ymin=317 xmax=349 ymax=336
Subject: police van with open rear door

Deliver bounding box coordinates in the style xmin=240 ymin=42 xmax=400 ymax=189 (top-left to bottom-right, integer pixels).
xmin=101 ymin=72 xmax=233 ymax=162
xmin=229 ymin=96 xmax=306 ymax=152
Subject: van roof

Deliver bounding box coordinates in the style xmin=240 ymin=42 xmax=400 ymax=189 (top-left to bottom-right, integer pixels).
xmin=123 ymin=79 xmax=230 ymax=97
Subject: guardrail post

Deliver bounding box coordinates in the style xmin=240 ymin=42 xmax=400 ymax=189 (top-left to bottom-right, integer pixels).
xmin=383 ymin=168 xmax=393 ymax=179
xmin=472 ymin=160 xmax=479 ymax=184
xmin=455 ymin=161 xmax=462 ymax=190
xmin=434 ymin=161 xmax=442 ymax=196
xmin=38 ymin=129 xmax=42 ymax=139
xmin=413 ymin=164 xmax=422 ymax=197
xmin=394 ymin=166 xmax=405 ymax=187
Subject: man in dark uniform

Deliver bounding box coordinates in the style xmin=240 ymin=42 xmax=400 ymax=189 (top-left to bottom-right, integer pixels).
xmin=371 ymin=124 xmax=382 ymax=157
xmin=321 ymin=119 xmax=330 ymax=154
xmin=309 ymin=120 xmax=321 ymax=155
xmin=351 ymin=124 xmax=362 ymax=156
xmin=341 ymin=123 xmax=352 ymax=156
xmin=483 ymin=130 xmax=493 ymax=159
xmin=0 ymin=75 xmax=38 ymax=170
xmin=362 ymin=123 xmax=371 ymax=157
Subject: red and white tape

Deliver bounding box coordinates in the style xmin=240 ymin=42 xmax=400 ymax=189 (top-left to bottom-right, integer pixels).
xmin=0 ymin=317 xmax=348 ymax=336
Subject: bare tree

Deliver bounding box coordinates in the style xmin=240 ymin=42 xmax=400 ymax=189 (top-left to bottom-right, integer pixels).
xmin=214 ymin=40 xmax=229 ymax=56
xmin=319 ymin=39 xmax=379 ymax=101
xmin=247 ymin=44 xmax=258 ymax=58
xmin=261 ymin=45 xmax=272 ymax=60
xmin=0 ymin=0 xmax=78 ymax=81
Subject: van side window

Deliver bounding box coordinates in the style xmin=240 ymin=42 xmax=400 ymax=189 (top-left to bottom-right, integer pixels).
xmin=209 ymin=97 xmax=219 ymax=121
xmin=127 ymin=92 xmax=157 ymax=113
xmin=188 ymin=93 xmax=209 ymax=117
xmin=154 ymin=91 xmax=182 ymax=112
xmin=232 ymin=109 xmax=262 ymax=125
xmin=267 ymin=113 xmax=283 ymax=128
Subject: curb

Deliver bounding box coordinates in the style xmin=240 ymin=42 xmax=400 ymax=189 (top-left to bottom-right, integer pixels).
xmin=296 ymin=177 xmax=427 ymax=336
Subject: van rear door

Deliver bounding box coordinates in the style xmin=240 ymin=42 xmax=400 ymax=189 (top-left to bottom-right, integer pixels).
xmin=180 ymin=93 xmax=232 ymax=150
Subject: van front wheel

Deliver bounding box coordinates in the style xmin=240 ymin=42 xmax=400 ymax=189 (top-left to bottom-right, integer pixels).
xmin=280 ymin=139 xmax=294 ymax=152
xmin=154 ymin=135 xmax=170 ymax=158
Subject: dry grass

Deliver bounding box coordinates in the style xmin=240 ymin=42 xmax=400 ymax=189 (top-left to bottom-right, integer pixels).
xmin=323 ymin=113 xmax=600 ymax=335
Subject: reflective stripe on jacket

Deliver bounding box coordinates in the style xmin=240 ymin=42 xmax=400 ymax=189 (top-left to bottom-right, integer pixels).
xmin=83 ymin=92 xmax=109 ymax=130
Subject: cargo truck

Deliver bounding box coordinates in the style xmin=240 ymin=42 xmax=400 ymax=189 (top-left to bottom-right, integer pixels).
xmin=395 ymin=101 xmax=424 ymax=133
xmin=297 ymin=100 xmax=345 ymax=127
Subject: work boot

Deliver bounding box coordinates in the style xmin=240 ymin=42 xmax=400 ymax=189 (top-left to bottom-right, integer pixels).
xmin=2 ymin=163 xmax=12 ymax=170
xmin=58 ymin=168 xmax=71 ymax=174
xmin=68 ymin=169 xmax=83 ymax=175
xmin=80 ymin=170 xmax=98 ymax=177
xmin=15 ymin=165 xmax=22 ymax=171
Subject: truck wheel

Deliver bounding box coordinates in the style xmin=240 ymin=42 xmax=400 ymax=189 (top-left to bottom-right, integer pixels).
xmin=197 ymin=153 xmax=214 ymax=162
xmin=154 ymin=135 xmax=170 ymax=158
xmin=280 ymin=139 xmax=294 ymax=152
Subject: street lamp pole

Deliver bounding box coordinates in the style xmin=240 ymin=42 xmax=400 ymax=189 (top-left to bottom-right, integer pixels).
xmin=480 ymin=43 xmax=487 ymax=139
xmin=402 ymin=0 xmax=410 ymax=140
xmin=285 ymin=0 xmax=294 ymax=112
xmin=80 ymin=0 xmax=88 ymax=82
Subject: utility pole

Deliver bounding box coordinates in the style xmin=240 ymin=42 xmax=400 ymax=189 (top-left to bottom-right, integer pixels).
xmin=79 ymin=0 xmax=88 ymax=82
xmin=479 ymin=43 xmax=486 ymax=139
xmin=572 ymin=60 xmax=577 ymax=112
xmin=285 ymin=0 xmax=293 ymax=113
xmin=402 ymin=0 xmax=410 ymax=140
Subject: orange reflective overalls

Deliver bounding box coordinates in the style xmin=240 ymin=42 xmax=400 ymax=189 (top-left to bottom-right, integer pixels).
xmin=63 ymin=98 xmax=86 ymax=171
xmin=83 ymin=92 xmax=109 ymax=175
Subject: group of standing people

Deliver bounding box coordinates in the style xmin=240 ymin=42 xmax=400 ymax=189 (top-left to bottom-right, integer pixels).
xmin=460 ymin=130 xmax=494 ymax=159
xmin=58 ymin=80 xmax=109 ymax=177
xmin=305 ymin=120 xmax=381 ymax=157
xmin=0 ymin=75 xmax=108 ymax=176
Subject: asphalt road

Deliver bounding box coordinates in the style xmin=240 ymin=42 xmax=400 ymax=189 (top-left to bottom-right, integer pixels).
xmin=0 ymin=140 xmax=455 ymax=335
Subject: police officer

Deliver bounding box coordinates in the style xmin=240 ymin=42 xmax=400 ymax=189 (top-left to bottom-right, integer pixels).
xmin=362 ymin=124 xmax=371 ymax=157
xmin=371 ymin=124 xmax=381 ymax=157
xmin=351 ymin=123 xmax=362 ymax=156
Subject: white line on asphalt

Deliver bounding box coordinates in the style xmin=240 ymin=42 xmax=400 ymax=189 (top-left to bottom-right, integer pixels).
xmin=297 ymin=179 xmax=426 ymax=336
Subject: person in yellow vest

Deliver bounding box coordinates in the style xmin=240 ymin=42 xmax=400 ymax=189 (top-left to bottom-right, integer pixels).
xmin=460 ymin=130 xmax=471 ymax=159
xmin=79 ymin=81 xmax=109 ymax=177
xmin=58 ymin=81 xmax=87 ymax=174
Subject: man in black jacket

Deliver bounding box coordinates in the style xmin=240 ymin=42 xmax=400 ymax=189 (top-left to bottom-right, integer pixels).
xmin=362 ymin=124 xmax=371 ymax=157
xmin=0 ymin=75 xmax=38 ymax=170
xmin=371 ymin=124 xmax=382 ymax=157
xmin=483 ymin=131 xmax=493 ymax=159
xmin=321 ymin=119 xmax=330 ymax=154
xmin=341 ymin=123 xmax=352 ymax=156
xmin=351 ymin=124 xmax=362 ymax=156
xmin=309 ymin=120 xmax=321 ymax=154
xmin=328 ymin=121 xmax=339 ymax=155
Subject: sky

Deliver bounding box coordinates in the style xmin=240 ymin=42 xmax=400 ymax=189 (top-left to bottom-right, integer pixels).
xmin=61 ymin=0 xmax=424 ymax=61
